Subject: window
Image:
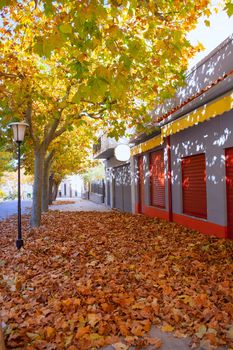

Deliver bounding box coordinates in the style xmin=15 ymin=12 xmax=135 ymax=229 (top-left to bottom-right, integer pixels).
xmin=182 ymin=153 xmax=207 ymax=219
xmin=150 ymin=149 xmax=165 ymax=208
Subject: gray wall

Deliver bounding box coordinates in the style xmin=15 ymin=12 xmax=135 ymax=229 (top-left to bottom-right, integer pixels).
xmin=170 ymin=109 xmax=233 ymax=226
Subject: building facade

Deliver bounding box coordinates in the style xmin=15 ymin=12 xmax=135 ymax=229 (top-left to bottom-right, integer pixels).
xmin=94 ymin=35 xmax=233 ymax=239
xmin=58 ymin=175 xmax=84 ymax=198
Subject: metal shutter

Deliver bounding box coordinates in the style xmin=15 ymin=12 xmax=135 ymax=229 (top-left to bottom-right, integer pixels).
xmin=182 ymin=153 xmax=207 ymax=219
xmin=226 ymin=147 xmax=233 ymax=238
xmin=138 ymin=156 xmax=144 ymax=213
xmin=122 ymin=164 xmax=132 ymax=213
xmin=106 ymin=179 xmax=111 ymax=206
xmin=150 ymin=149 xmax=165 ymax=208
xmin=114 ymin=166 xmax=124 ymax=211
xmin=113 ymin=164 xmax=132 ymax=212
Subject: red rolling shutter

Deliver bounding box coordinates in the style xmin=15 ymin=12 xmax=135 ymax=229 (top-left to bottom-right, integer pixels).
xmin=150 ymin=149 xmax=165 ymax=208
xmin=138 ymin=156 xmax=144 ymax=213
xmin=182 ymin=153 xmax=207 ymax=219
xmin=226 ymin=147 xmax=233 ymax=238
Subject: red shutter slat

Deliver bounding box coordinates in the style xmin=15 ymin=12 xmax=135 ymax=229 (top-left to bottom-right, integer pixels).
xmin=150 ymin=149 xmax=165 ymax=208
xmin=138 ymin=156 xmax=144 ymax=213
xmin=226 ymin=147 xmax=233 ymax=238
xmin=182 ymin=153 xmax=207 ymax=219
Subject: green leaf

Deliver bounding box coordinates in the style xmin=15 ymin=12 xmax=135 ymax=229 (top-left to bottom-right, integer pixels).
xmin=0 ymin=0 xmax=11 ymax=9
xmin=196 ymin=325 xmax=207 ymax=339
xmin=204 ymin=19 xmax=210 ymax=27
xmin=224 ymin=2 xmax=233 ymax=17
xmin=59 ymin=23 xmax=73 ymax=34
xmin=72 ymin=92 xmax=80 ymax=104
xmin=33 ymin=37 xmax=44 ymax=56
xmin=44 ymin=0 xmax=53 ymax=16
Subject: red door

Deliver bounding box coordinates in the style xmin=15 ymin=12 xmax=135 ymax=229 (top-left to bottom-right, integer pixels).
xmin=138 ymin=156 xmax=144 ymax=213
xmin=226 ymin=147 xmax=233 ymax=238
xmin=150 ymin=149 xmax=165 ymax=208
xmin=182 ymin=153 xmax=207 ymax=219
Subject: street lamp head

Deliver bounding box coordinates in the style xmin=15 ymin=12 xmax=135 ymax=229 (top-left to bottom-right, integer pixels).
xmin=114 ymin=144 xmax=131 ymax=162
xmin=9 ymin=122 xmax=29 ymax=143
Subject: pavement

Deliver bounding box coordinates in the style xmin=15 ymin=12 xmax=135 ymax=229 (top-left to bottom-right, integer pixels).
xmin=50 ymin=198 xmax=111 ymax=212
xmin=101 ymin=326 xmax=193 ymax=350
xmin=0 ymin=198 xmax=110 ymax=221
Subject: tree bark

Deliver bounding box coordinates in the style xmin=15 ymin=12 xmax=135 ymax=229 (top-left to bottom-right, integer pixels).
xmin=42 ymin=152 xmax=54 ymax=212
xmin=48 ymin=173 xmax=54 ymax=205
xmin=52 ymin=181 xmax=60 ymax=202
xmin=31 ymin=147 xmax=45 ymax=228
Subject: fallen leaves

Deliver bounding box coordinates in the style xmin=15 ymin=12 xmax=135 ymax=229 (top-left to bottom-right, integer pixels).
xmin=75 ymin=326 xmax=90 ymax=339
xmin=0 ymin=211 xmax=233 ymax=349
xmin=161 ymin=324 xmax=174 ymax=333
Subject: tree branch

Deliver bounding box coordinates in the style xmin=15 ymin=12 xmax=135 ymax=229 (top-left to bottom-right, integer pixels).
xmin=0 ymin=72 xmax=24 ymax=80
xmin=44 ymin=117 xmax=61 ymax=148
xmin=24 ymin=100 xmax=39 ymax=146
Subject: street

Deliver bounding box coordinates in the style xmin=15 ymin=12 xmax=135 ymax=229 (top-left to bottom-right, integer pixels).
xmin=0 ymin=200 xmax=32 ymax=220
xmin=0 ymin=198 xmax=110 ymax=221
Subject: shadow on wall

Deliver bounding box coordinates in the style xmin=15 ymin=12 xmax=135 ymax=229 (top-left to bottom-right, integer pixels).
xmin=153 ymin=35 xmax=233 ymax=123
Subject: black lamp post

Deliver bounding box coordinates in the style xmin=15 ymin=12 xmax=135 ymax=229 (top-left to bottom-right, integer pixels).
xmin=9 ymin=122 xmax=29 ymax=250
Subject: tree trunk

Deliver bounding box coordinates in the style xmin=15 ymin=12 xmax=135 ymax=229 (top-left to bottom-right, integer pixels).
xmin=48 ymin=173 xmax=54 ymax=205
xmin=42 ymin=152 xmax=54 ymax=212
xmin=31 ymin=148 xmax=45 ymax=228
xmin=52 ymin=181 xmax=60 ymax=202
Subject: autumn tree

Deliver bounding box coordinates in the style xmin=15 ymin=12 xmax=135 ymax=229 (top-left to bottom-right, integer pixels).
xmin=24 ymin=124 xmax=98 ymax=211
xmin=0 ymin=120 xmax=13 ymax=181
xmin=0 ymin=0 xmax=232 ymax=227
xmin=47 ymin=141 xmax=97 ymax=207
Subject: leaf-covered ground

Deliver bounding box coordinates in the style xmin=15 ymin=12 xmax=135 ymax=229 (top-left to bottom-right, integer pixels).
xmin=0 ymin=211 xmax=233 ymax=350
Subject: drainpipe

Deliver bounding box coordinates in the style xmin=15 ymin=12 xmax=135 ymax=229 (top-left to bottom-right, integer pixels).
xmin=167 ymin=136 xmax=173 ymax=222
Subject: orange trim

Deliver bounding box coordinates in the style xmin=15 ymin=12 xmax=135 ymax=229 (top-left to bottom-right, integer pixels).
xmin=135 ymin=203 xmax=228 ymax=239
xmin=173 ymin=213 xmax=228 ymax=239
xmin=143 ymin=205 xmax=169 ymax=220
xmin=158 ymin=69 xmax=233 ymax=122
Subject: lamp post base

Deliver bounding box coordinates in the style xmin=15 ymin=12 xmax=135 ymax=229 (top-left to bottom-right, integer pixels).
xmin=16 ymin=239 xmax=24 ymax=250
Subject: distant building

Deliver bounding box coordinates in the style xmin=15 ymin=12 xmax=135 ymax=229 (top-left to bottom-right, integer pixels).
xmin=58 ymin=175 xmax=84 ymax=198
xmin=0 ymin=171 xmax=33 ymax=200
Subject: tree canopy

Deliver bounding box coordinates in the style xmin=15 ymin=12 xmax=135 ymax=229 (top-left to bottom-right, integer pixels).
xmin=2 ymin=0 xmax=229 ymax=137
xmin=0 ymin=0 xmax=232 ymax=226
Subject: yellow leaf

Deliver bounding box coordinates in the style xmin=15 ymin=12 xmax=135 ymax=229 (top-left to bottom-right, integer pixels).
xmin=161 ymin=324 xmax=174 ymax=332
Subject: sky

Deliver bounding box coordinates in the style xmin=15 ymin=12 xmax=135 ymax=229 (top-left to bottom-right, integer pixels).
xmin=187 ymin=6 xmax=233 ymax=69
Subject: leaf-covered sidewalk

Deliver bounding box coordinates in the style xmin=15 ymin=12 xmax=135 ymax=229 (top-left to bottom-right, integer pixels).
xmin=0 ymin=211 xmax=233 ymax=350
